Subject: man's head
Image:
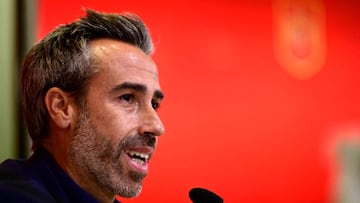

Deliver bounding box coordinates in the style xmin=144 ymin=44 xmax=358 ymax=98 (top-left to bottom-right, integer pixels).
xmin=21 ymin=9 xmax=154 ymax=148
xmin=21 ymin=9 xmax=164 ymax=200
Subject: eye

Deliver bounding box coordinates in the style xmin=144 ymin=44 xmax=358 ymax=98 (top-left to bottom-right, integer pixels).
xmin=119 ymin=94 xmax=134 ymax=102
xmin=151 ymin=100 xmax=160 ymax=111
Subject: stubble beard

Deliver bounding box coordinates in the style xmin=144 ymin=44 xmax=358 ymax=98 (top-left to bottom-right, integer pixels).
xmin=70 ymin=108 xmax=144 ymax=198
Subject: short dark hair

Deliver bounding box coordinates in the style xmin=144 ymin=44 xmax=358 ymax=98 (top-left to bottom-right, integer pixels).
xmin=21 ymin=9 xmax=154 ymax=149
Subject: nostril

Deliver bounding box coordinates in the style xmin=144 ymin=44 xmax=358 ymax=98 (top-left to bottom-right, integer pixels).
xmin=142 ymin=131 xmax=155 ymax=136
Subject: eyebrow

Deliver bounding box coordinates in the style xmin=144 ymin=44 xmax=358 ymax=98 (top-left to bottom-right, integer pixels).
xmin=111 ymin=82 xmax=164 ymax=100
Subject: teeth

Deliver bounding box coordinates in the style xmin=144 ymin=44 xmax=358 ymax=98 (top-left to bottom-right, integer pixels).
xmin=133 ymin=158 xmax=144 ymax=165
xmin=126 ymin=150 xmax=149 ymax=160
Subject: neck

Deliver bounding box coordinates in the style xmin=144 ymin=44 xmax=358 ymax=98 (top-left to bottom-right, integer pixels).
xmin=41 ymin=135 xmax=116 ymax=203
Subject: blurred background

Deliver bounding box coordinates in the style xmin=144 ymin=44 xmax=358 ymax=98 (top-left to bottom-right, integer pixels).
xmin=1 ymin=0 xmax=360 ymax=202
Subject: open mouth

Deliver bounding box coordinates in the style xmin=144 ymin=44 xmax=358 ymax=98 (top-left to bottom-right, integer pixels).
xmin=125 ymin=150 xmax=149 ymax=165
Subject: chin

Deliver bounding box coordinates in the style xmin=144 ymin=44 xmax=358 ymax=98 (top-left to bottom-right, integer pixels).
xmin=116 ymin=184 xmax=143 ymax=198
xmin=112 ymin=172 xmax=145 ymax=198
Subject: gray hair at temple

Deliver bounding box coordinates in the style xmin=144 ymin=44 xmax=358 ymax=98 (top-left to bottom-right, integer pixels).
xmin=20 ymin=9 xmax=154 ymax=150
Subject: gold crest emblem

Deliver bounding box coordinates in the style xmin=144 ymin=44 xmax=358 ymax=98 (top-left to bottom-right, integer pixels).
xmin=273 ymin=0 xmax=326 ymax=80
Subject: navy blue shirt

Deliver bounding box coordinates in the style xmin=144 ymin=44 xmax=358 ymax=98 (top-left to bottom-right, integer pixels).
xmin=0 ymin=148 xmax=120 ymax=203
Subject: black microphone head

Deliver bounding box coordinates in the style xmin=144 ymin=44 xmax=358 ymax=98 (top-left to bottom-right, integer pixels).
xmin=189 ymin=187 xmax=223 ymax=203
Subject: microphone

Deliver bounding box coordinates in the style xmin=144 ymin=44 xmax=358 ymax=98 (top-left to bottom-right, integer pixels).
xmin=189 ymin=187 xmax=223 ymax=203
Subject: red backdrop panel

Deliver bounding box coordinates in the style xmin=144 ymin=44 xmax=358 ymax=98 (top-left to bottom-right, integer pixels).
xmin=37 ymin=0 xmax=360 ymax=202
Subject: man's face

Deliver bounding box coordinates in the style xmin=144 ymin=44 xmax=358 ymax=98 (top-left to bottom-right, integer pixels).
xmin=70 ymin=39 xmax=164 ymax=198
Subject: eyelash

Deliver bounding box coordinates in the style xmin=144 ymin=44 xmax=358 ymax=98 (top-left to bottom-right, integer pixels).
xmin=119 ymin=94 xmax=134 ymax=103
xmin=118 ymin=94 xmax=161 ymax=110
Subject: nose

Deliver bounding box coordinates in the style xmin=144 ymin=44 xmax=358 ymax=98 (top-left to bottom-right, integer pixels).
xmin=138 ymin=105 xmax=165 ymax=137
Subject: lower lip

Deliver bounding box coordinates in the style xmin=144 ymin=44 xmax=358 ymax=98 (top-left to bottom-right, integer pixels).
xmin=124 ymin=153 xmax=149 ymax=174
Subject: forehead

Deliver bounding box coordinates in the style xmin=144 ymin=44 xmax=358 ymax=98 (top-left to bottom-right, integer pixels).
xmin=90 ymin=39 xmax=158 ymax=75
xmin=89 ymin=39 xmax=160 ymax=89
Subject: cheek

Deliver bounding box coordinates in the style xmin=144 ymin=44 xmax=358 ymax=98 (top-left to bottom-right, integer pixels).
xmin=87 ymin=95 xmax=141 ymax=137
xmin=93 ymin=110 xmax=140 ymax=138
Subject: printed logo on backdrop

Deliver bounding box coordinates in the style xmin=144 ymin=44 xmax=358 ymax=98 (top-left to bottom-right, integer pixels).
xmin=273 ymin=0 xmax=326 ymax=80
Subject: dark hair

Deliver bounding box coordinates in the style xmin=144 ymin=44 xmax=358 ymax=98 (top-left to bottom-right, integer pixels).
xmin=21 ymin=9 xmax=153 ymax=149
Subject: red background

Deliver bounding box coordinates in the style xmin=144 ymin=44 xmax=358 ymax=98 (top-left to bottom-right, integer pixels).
xmin=37 ymin=0 xmax=360 ymax=202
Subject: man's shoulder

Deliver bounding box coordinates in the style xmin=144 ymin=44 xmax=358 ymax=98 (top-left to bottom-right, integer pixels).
xmin=0 ymin=158 xmax=27 ymax=183
xmin=0 ymin=159 xmax=56 ymax=203
xmin=0 ymin=180 xmax=56 ymax=203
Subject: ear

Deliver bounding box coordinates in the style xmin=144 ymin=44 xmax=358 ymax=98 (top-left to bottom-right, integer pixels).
xmin=44 ymin=87 xmax=77 ymax=129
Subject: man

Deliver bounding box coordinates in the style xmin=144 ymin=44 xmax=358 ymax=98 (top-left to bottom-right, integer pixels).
xmin=0 ymin=9 xmax=165 ymax=203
